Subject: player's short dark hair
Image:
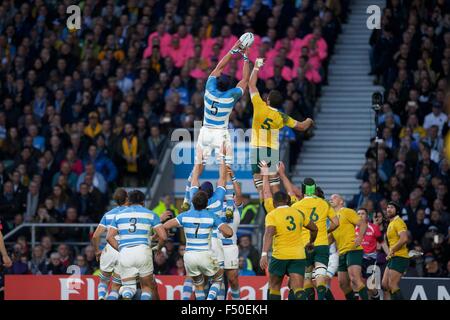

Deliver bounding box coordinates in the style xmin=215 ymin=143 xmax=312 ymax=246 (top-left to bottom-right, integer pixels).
xmin=113 ymin=188 xmax=128 ymax=206
xmin=268 ymin=90 xmax=283 ymax=109
xmin=128 ymin=190 xmax=145 ymax=205
xmin=273 ymin=191 xmax=290 ymax=208
xmin=217 ymin=76 xmax=229 ymax=92
xmin=192 ymin=191 xmax=209 ymax=210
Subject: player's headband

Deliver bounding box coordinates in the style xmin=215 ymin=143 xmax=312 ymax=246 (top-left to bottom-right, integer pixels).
xmin=304 ymin=184 xmax=316 ymax=196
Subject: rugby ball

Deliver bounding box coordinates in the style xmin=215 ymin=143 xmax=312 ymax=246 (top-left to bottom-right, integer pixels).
xmin=239 ymin=32 xmax=254 ymax=49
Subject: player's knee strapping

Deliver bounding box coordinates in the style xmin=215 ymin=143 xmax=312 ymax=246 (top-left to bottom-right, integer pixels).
xmin=99 ymin=272 xmax=110 ymax=283
xmin=304 ymin=272 xmax=313 ymax=281
xmin=269 ymin=176 xmax=280 ymax=186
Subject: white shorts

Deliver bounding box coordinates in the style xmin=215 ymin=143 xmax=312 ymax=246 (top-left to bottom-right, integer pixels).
xmin=223 ymin=244 xmax=239 ymax=270
xmin=197 ymin=126 xmax=232 ymax=161
xmin=327 ymin=252 xmax=339 ymax=278
xmin=118 ymin=245 xmax=153 ymax=279
xmin=100 ymin=243 xmax=120 ymax=273
xmin=211 ymin=237 xmax=224 ymax=264
xmin=183 ymin=251 xmax=219 ymax=277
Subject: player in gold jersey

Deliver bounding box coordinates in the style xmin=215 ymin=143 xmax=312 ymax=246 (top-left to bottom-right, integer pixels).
xmin=329 ymin=194 xmax=369 ymax=300
xmin=291 ymin=178 xmax=339 ymax=300
xmin=382 ymin=201 xmax=409 ymax=300
xmin=248 ymin=58 xmax=313 ymax=201
xmin=260 ymin=190 xmax=318 ymax=300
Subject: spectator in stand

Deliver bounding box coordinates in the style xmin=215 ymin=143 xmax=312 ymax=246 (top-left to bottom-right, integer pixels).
xmin=76 ymin=162 xmax=107 ymax=194
xmin=75 ymin=254 xmax=93 ymax=275
xmin=28 ymin=245 xmax=47 ymax=275
xmin=45 ymin=252 xmax=66 ymax=275
xmin=118 ymin=123 xmax=147 ymax=187
xmin=238 ymin=235 xmax=262 ymax=275
xmin=238 ymin=256 xmax=256 ymax=276
xmin=24 ymin=181 xmax=41 ymax=222
xmin=84 ymin=145 xmax=117 ymax=187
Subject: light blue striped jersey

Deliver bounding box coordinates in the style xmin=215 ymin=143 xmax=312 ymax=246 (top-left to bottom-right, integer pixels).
xmin=110 ymin=205 xmax=161 ymax=250
xmin=98 ymin=206 xmax=126 ymax=250
xmin=203 ymin=76 xmax=243 ymax=128
xmin=190 ymin=186 xmax=226 ymax=239
xmin=176 ymin=209 xmax=224 ymax=252
xmin=220 ymin=203 xmax=242 ymax=246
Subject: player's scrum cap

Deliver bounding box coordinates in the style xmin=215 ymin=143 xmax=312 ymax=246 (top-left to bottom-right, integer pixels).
xmin=200 ymin=181 xmax=214 ymax=198
xmin=302 ymin=177 xmax=316 ymax=196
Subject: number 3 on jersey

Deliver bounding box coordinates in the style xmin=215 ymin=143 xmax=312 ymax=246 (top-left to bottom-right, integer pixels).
xmin=286 ymin=215 xmax=296 ymax=231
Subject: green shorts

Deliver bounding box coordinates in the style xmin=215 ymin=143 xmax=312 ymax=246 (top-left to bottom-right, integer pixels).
xmin=250 ymin=147 xmax=279 ymax=174
xmin=338 ymin=250 xmax=363 ymax=272
xmin=387 ymin=256 xmax=409 ymax=274
xmin=306 ymin=245 xmax=329 ymax=268
xmin=269 ymin=257 xmax=306 ymax=277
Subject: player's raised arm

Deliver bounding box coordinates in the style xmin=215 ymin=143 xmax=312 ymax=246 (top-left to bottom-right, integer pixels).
xmin=259 ymin=161 xmax=272 ymax=200
xmin=191 ymin=147 xmax=204 ymax=188
xmin=293 ymin=117 xmax=314 ymax=132
xmin=277 ymin=161 xmax=296 ymax=197
xmin=209 ymin=40 xmax=241 ymax=78
xmin=227 ymin=166 xmax=243 ymax=206
xmin=248 ymin=58 xmax=264 ymax=96
xmin=236 ymin=48 xmax=250 ymax=92
xmin=354 ymin=214 xmax=367 ymax=247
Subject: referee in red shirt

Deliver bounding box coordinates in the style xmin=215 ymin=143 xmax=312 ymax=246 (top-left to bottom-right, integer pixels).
xmin=355 ymin=208 xmax=384 ymax=300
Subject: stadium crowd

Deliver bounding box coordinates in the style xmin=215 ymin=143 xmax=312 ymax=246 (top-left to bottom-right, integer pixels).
xmin=357 ymin=0 xmax=450 ymax=277
xmin=0 ymin=0 xmax=345 ymax=284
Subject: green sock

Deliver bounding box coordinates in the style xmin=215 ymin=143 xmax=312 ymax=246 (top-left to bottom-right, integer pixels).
xmin=358 ymin=286 xmax=369 ymax=300
xmin=294 ymin=289 xmax=307 ymax=300
xmin=317 ymin=285 xmax=327 ymax=300
xmin=325 ymin=288 xmax=335 ymax=300
xmin=391 ymin=289 xmax=404 ymax=300
xmin=304 ymin=287 xmax=315 ymax=300
xmin=288 ymin=289 xmax=296 ymax=300
xmin=345 ymin=291 xmax=356 ymax=300
xmin=268 ymin=290 xmax=281 ymax=300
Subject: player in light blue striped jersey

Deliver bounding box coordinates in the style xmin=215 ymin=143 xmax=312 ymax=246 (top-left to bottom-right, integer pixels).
xmin=163 ymin=190 xmax=233 ymax=301
xmin=91 ymin=188 xmax=128 ymax=300
xmin=181 ymin=38 xmax=250 ymax=212
xmin=107 ymin=190 xmax=167 ymax=300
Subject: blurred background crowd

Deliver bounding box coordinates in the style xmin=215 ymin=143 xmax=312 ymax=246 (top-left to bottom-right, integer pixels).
xmin=0 ymin=0 xmax=344 ymax=282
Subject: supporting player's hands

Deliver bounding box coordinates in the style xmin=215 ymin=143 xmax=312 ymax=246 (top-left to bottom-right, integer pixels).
xmin=304 ymin=118 xmax=314 ymax=129
xmin=258 ymin=160 xmax=270 ymax=176
xmin=277 ymin=161 xmax=286 ymax=177
xmin=2 ymin=254 xmax=12 ymax=268
xmin=254 ymin=58 xmax=264 ymax=69
xmin=260 ymin=255 xmax=268 ymax=271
